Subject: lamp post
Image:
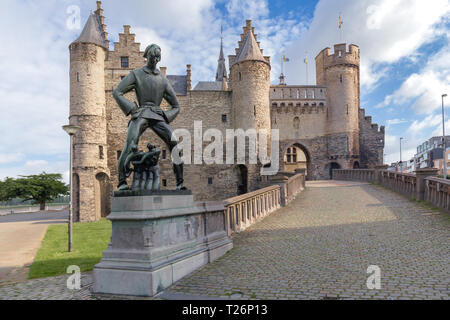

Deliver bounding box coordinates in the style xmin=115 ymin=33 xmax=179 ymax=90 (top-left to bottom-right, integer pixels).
xmin=442 ymin=94 xmax=447 ymax=179
xmin=62 ymin=125 xmax=81 ymax=252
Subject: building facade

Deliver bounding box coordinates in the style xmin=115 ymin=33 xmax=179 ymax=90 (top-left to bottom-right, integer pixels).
xmin=69 ymin=2 xmax=385 ymax=221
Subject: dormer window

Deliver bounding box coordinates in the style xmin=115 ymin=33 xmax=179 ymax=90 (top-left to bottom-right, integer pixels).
xmin=121 ymin=57 xmax=129 ymax=68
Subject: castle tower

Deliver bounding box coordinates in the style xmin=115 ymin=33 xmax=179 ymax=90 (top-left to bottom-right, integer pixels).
xmin=315 ymin=43 xmax=361 ymax=165
xmin=69 ymin=4 xmax=110 ymax=222
xmin=229 ymin=20 xmax=271 ymax=191
xmin=229 ymin=20 xmax=271 ymax=135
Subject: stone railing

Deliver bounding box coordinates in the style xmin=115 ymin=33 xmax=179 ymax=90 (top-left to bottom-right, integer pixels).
xmin=224 ymin=185 xmax=281 ymax=236
xmin=269 ymin=169 xmax=306 ymax=206
xmin=333 ymin=169 xmax=376 ymax=183
xmin=333 ymin=167 xmax=450 ymax=213
xmin=425 ymin=177 xmax=450 ymax=213
xmin=379 ymin=170 xmax=417 ymax=198
xmin=223 ymin=170 xmax=306 ymax=236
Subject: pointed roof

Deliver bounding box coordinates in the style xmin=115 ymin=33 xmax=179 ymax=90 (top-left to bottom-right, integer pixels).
xmin=215 ymin=37 xmax=227 ymax=82
xmin=71 ymin=13 xmax=107 ymax=49
xmin=232 ymin=28 xmax=266 ymax=66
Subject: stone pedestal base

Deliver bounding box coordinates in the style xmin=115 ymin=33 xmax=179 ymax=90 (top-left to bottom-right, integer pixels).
xmin=92 ymin=192 xmax=232 ymax=297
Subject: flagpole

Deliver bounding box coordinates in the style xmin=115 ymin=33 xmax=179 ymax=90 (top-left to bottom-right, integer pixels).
xmin=305 ymin=52 xmax=308 ymax=85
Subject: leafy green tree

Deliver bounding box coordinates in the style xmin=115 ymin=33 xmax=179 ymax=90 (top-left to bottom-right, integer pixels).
xmin=0 ymin=177 xmax=21 ymax=203
xmin=0 ymin=173 xmax=68 ymax=210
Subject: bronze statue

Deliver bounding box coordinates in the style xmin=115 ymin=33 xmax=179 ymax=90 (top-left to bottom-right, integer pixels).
xmin=124 ymin=143 xmax=161 ymax=191
xmin=113 ymin=44 xmax=185 ymax=191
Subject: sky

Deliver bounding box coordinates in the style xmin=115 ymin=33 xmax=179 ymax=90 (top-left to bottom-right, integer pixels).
xmin=0 ymin=0 xmax=449 ymax=182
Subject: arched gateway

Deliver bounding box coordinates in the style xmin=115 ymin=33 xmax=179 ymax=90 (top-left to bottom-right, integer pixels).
xmin=281 ymin=143 xmax=312 ymax=180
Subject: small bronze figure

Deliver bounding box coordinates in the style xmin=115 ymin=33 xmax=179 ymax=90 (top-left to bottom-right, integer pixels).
xmin=113 ymin=44 xmax=185 ymax=191
xmin=124 ymin=143 xmax=161 ymax=191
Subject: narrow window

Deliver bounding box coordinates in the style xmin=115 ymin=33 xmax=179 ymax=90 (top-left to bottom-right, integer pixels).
xmin=76 ymin=72 xmax=79 ymax=82
xmin=117 ymin=151 xmax=122 ymax=160
xmin=208 ymin=177 xmax=213 ymax=185
xmin=162 ymin=179 xmax=167 ymax=187
xmin=222 ymin=114 xmax=227 ymax=123
xmin=121 ymin=57 xmax=129 ymax=68
xmin=99 ymin=146 xmax=104 ymax=160
xmin=254 ymin=105 xmax=257 ymax=117
xmin=238 ymin=72 xmax=242 ymax=81
xmin=162 ymin=150 xmax=167 ymax=160
xmin=346 ymin=104 xmax=349 ymax=114
xmin=293 ymin=117 xmax=300 ymax=130
xmin=340 ymin=75 xmax=343 ymax=83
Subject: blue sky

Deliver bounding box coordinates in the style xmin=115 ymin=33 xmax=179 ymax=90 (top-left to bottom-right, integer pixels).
xmin=0 ymin=0 xmax=449 ymax=182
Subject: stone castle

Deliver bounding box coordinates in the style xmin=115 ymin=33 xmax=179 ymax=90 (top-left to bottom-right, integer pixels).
xmin=69 ymin=2 xmax=385 ymax=221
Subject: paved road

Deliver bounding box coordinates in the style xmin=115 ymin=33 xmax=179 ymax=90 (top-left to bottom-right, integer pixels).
xmin=0 ymin=211 xmax=68 ymax=286
xmin=0 ymin=181 xmax=449 ymax=300
xmin=164 ymin=181 xmax=449 ymax=299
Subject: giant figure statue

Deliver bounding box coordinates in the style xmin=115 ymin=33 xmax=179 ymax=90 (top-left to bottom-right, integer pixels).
xmin=113 ymin=44 xmax=185 ymax=191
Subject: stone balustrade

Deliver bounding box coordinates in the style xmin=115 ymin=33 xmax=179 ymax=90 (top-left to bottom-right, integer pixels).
xmin=333 ymin=167 xmax=450 ymax=213
xmin=224 ymin=185 xmax=281 ymax=236
xmin=333 ymin=169 xmax=376 ymax=183
xmin=425 ymin=177 xmax=450 ymax=213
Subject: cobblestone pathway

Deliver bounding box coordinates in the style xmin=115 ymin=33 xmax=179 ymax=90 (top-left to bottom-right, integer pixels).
xmin=0 ymin=181 xmax=448 ymax=300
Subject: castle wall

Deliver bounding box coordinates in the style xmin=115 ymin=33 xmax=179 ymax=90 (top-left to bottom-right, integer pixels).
xmin=359 ymin=108 xmax=385 ymax=168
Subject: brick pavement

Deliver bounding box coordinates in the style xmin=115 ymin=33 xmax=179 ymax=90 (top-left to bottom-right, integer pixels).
xmin=0 ymin=181 xmax=448 ymax=300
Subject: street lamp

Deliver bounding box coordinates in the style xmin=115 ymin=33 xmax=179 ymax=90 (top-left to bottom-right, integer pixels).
xmin=62 ymin=125 xmax=81 ymax=252
xmin=442 ymin=94 xmax=447 ymax=179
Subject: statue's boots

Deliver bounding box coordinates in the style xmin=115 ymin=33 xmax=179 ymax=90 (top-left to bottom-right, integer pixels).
xmin=173 ymin=163 xmax=187 ymax=190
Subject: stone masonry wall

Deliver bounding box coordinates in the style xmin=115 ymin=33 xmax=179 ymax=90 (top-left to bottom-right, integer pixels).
xmin=359 ymin=108 xmax=385 ymax=168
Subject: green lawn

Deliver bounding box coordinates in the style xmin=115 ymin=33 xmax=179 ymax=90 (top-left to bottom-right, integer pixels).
xmin=28 ymin=219 xmax=111 ymax=279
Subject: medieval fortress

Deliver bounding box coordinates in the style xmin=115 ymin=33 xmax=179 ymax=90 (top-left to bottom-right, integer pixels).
xmin=69 ymin=2 xmax=385 ymax=221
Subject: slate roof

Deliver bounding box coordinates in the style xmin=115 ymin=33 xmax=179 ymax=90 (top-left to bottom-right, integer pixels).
xmin=215 ymin=39 xmax=227 ymax=82
xmin=71 ymin=14 xmax=107 ymax=49
xmin=233 ymin=31 xmax=266 ymax=66
xmin=167 ymin=75 xmax=188 ymax=95
xmin=193 ymin=81 xmax=223 ymax=91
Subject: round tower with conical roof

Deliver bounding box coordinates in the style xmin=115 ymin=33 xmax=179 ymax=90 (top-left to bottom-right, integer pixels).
xmin=230 ymin=20 xmax=271 ymax=134
xmin=229 ymin=20 xmax=272 ymax=191
xmin=68 ymin=3 xmax=110 ymax=222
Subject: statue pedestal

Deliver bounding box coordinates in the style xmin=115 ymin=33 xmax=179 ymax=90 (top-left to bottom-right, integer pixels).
xmin=92 ymin=191 xmax=233 ymax=297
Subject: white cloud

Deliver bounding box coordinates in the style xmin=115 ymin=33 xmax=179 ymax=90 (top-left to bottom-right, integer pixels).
xmin=0 ymin=153 xmax=25 ymax=165
xmin=377 ymin=42 xmax=450 ymax=113
xmin=284 ymin=0 xmax=450 ymax=91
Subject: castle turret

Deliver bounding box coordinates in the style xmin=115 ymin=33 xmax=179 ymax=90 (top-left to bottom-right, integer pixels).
xmin=229 ymin=20 xmax=271 ymax=135
xmin=69 ymin=7 xmax=110 ymax=222
xmin=316 ymin=43 xmax=360 ymax=163
xmin=229 ymin=20 xmax=271 ymax=191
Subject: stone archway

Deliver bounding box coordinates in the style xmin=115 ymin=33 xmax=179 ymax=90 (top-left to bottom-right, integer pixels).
xmin=282 ymin=143 xmax=312 ymax=180
xmin=95 ymin=172 xmax=111 ymax=219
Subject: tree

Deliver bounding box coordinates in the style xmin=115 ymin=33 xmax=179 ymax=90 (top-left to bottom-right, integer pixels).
xmin=0 ymin=177 xmax=21 ymax=203
xmin=0 ymin=173 xmax=69 ymax=210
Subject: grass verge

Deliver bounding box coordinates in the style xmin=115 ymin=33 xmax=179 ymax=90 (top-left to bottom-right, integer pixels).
xmin=28 ymin=219 xmax=111 ymax=279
